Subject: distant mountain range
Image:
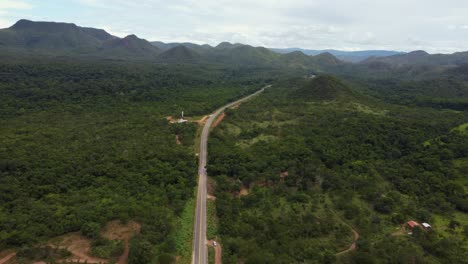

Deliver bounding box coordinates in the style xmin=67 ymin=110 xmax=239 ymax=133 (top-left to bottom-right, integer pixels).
xmin=270 ymin=48 xmax=405 ymax=62
xmin=2 ymin=19 xmax=468 ymax=70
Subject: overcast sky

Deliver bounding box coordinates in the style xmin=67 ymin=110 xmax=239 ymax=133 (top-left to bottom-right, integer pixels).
xmin=1 ymin=0 xmax=468 ymax=53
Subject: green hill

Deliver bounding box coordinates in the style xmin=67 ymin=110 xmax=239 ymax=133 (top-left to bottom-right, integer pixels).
xmin=156 ymin=45 xmax=200 ymax=63
xmin=292 ymin=75 xmax=355 ymax=101
xmin=99 ymin=34 xmax=160 ymax=58
xmin=0 ymin=19 xmax=111 ymax=51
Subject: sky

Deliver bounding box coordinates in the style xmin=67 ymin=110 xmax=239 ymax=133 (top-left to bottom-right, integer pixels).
xmin=1 ymin=0 xmax=468 ymax=53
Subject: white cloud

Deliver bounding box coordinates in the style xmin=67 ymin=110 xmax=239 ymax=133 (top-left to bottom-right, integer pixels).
xmin=0 ymin=0 xmax=32 ymax=10
xmin=6 ymin=0 xmax=468 ymax=53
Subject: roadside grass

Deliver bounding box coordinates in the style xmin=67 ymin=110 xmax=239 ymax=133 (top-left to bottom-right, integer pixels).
xmin=238 ymin=134 xmax=278 ymax=148
xmin=207 ymin=200 xmax=218 ymax=239
xmin=194 ymin=124 xmax=203 ymax=154
xmin=174 ymin=193 xmax=196 ymax=264
xmin=208 ymin=247 xmax=215 ymax=264
xmin=452 ymin=122 xmax=468 ymax=135
xmin=353 ymin=102 xmax=389 ymax=116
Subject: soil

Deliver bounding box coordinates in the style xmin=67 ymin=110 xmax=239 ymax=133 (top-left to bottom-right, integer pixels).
xmin=50 ymin=232 xmax=108 ymax=263
xmin=207 ymin=194 xmax=217 ymax=201
xmin=207 ymin=240 xmax=222 ymax=264
xmin=280 ymin=171 xmax=289 ymax=181
xmin=0 ymin=251 xmax=16 ymax=264
xmin=212 ymin=113 xmax=226 ymax=128
xmin=176 ymin=134 xmax=181 ymax=145
xmin=101 ymin=220 xmax=141 ymax=264
xmin=207 ymin=177 xmax=217 ymax=196
xmin=239 ymin=185 xmax=249 ymax=197
xmin=336 ymin=225 xmax=359 ymax=256
xmin=197 ymin=115 xmax=209 ymax=126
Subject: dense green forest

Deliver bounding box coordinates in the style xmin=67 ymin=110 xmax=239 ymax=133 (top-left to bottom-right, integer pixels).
xmin=1 ymin=53 xmax=467 ymax=264
xmin=208 ymin=76 xmax=468 ymax=263
xmin=0 ymin=59 xmax=280 ymax=263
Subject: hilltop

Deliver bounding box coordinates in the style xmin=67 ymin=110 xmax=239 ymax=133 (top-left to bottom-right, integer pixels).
xmin=292 ymin=75 xmax=355 ymax=101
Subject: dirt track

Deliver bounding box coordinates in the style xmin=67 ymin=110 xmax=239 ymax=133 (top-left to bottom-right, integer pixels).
xmin=0 ymin=252 xmax=16 ymax=264
xmin=336 ymin=228 xmax=359 ymax=255
xmin=208 ymin=240 xmax=222 ymax=264
xmin=334 ymin=209 xmax=359 ymax=256
xmin=212 ymin=113 xmax=226 ymax=127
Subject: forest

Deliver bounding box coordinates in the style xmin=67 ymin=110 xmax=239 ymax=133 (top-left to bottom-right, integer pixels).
xmin=0 ymin=55 xmax=467 ymax=264
xmin=0 ymin=58 xmax=278 ymax=263
xmin=207 ymin=76 xmax=468 ymax=263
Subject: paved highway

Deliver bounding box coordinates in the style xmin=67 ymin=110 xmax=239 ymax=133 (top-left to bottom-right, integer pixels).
xmin=192 ymin=86 xmax=268 ymax=264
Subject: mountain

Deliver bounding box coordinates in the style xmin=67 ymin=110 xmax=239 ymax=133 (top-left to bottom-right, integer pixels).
xmin=156 ymin=45 xmax=200 ymax=63
xmin=215 ymin=42 xmax=245 ymax=50
xmin=0 ymin=19 xmax=114 ymax=51
xmin=292 ymin=75 xmax=354 ymax=101
xmin=151 ymin=41 xmax=212 ymax=54
xmin=99 ymin=34 xmax=160 ymax=58
xmin=310 ymin=52 xmax=342 ymax=66
xmin=0 ymin=19 xmax=159 ymax=58
xmin=271 ymin=48 xmax=404 ymax=62
xmin=0 ymin=19 xmax=346 ymax=68
xmin=362 ymin=50 xmax=468 ymax=66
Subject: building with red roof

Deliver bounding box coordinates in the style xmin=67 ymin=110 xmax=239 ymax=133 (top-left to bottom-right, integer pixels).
xmin=407 ymin=220 xmax=420 ymax=229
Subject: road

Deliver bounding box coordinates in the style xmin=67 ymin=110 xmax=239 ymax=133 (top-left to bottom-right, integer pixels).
xmin=192 ymin=86 xmax=268 ymax=264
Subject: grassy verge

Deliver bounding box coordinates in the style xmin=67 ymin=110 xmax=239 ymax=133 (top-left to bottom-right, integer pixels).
xmin=208 ymin=247 xmax=215 ymax=264
xmin=174 ymin=193 xmax=196 ymax=264
xmin=207 ymin=200 xmax=219 ymax=239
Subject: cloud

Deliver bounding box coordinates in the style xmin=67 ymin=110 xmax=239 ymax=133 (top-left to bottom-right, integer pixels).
xmin=7 ymin=0 xmax=468 ymax=53
xmin=0 ymin=0 xmax=32 ymax=10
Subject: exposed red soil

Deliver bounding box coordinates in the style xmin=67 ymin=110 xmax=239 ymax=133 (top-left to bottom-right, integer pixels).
xmin=101 ymin=220 xmax=141 ymax=264
xmin=0 ymin=251 xmax=16 ymax=264
xmin=328 ymin=207 xmax=360 ymax=256
xmin=50 ymin=233 xmax=108 ymax=263
xmin=207 ymin=240 xmax=222 ymax=264
xmin=212 ymin=113 xmax=226 ymax=128
xmin=207 ymin=177 xmax=217 ymax=197
xmin=279 ymin=171 xmax=289 ymax=181
xmin=197 ymin=115 xmax=209 ymax=126
xmin=336 ymin=228 xmax=359 ymax=255
xmin=239 ymin=185 xmax=249 ymax=197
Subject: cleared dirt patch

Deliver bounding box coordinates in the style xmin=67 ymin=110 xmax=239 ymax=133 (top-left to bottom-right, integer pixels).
xmin=176 ymin=134 xmax=181 ymax=145
xmin=207 ymin=240 xmax=222 ymax=264
xmin=280 ymin=171 xmax=289 ymax=181
xmin=212 ymin=113 xmax=226 ymax=128
xmin=197 ymin=115 xmax=209 ymax=126
xmin=239 ymin=185 xmax=249 ymax=197
xmin=0 ymin=251 xmax=16 ymax=264
xmin=49 ymin=232 xmax=108 ymax=263
xmin=101 ymin=220 xmax=141 ymax=241
xmin=207 ymin=177 xmax=217 ymax=196
xmin=101 ymin=220 xmax=141 ymax=264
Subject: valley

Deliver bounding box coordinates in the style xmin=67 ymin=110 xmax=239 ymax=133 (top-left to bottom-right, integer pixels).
xmin=0 ymin=17 xmax=467 ymax=264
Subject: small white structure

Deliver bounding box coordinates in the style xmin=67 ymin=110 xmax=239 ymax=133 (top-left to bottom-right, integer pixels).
xmin=178 ymin=111 xmax=187 ymax=123
xmin=422 ymin=223 xmax=432 ymax=229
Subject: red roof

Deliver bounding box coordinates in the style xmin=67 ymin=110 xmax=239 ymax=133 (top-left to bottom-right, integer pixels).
xmin=407 ymin=221 xmax=420 ymax=228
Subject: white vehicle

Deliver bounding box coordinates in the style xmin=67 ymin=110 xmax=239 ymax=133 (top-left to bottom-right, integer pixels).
xmin=213 ymin=241 xmax=217 ymax=247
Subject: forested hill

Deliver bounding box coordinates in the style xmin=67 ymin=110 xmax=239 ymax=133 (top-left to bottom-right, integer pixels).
xmin=0 ymin=59 xmax=280 ymax=263
xmin=0 ymin=19 xmax=335 ymax=70
xmin=291 ymin=75 xmax=355 ymax=101
xmin=208 ymin=75 xmax=468 ymax=263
